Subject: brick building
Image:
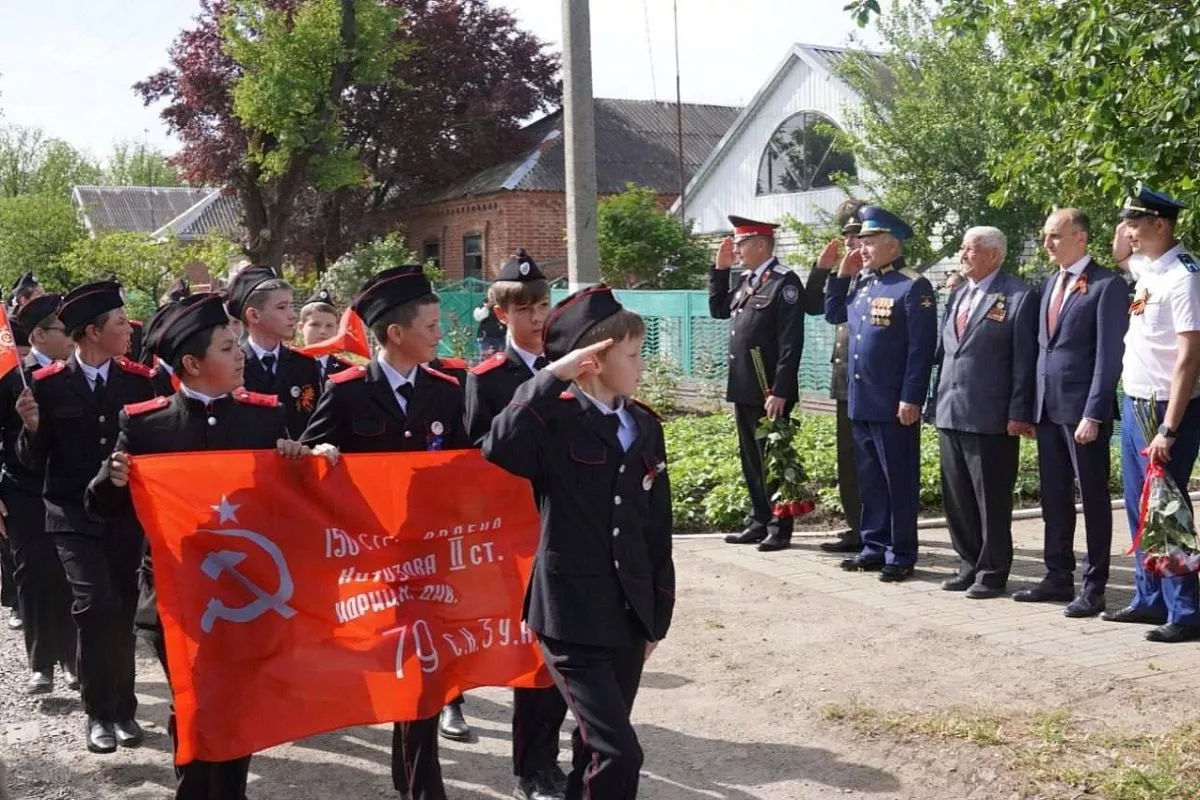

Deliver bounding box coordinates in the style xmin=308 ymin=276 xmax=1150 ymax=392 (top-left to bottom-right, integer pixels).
xmin=401 ymin=98 xmax=740 ymax=282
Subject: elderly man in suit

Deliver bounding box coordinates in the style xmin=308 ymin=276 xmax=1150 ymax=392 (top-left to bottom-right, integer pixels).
xmin=1014 ymin=209 xmax=1127 ymax=616
xmin=935 ymin=226 xmax=1037 ymax=598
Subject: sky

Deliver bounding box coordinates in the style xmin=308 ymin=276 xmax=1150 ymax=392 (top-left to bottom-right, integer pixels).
xmin=0 ymin=0 xmax=871 ymax=161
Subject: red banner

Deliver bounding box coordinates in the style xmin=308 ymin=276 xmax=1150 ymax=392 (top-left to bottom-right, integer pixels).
xmin=0 ymin=306 xmax=22 ymax=381
xmin=298 ymin=307 xmax=371 ymax=358
xmin=129 ymin=450 xmax=548 ymax=764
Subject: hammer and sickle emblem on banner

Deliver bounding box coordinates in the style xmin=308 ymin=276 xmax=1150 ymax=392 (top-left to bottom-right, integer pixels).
xmin=198 ymin=525 xmax=297 ymax=634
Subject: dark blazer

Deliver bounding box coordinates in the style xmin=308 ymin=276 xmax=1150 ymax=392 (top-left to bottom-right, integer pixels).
xmin=464 ymin=347 xmax=535 ymax=446
xmin=241 ymin=343 xmax=322 ymax=437
xmin=18 ymin=356 xmax=155 ymax=536
xmin=1034 ymin=260 xmax=1128 ymax=425
xmin=934 ymin=271 xmax=1038 ymax=435
xmin=84 ymin=390 xmax=288 ymax=632
xmin=300 ymin=360 xmax=469 ymax=453
xmin=483 ymin=370 xmax=674 ymax=649
xmin=709 ymin=257 xmax=806 ymax=404
xmin=806 ymin=265 xmax=852 ymax=401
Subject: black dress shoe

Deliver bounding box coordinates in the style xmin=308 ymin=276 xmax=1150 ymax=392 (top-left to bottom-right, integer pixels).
xmin=878 ymin=564 xmax=914 ymax=582
xmin=61 ymin=664 xmax=80 ymax=691
xmin=1101 ymin=605 xmax=1168 ymax=625
xmin=114 ymin=719 xmax=144 ymax=747
xmin=819 ymin=534 xmax=862 ymax=553
xmin=1012 ymin=584 xmax=1074 ymax=603
xmin=1145 ymin=623 xmax=1200 ymax=643
xmin=1064 ymin=595 xmax=1106 ymax=618
xmin=840 ymin=556 xmax=884 ymax=572
xmin=965 ymin=584 xmax=1004 ymax=600
xmin=87 ymin=719 xmax=117 ymax=754
xmin=941 ymin=575 xmax=975 ymax=592
xmin=757 ymin=533 xmax=791 ymax=552
xmin=514 ymin=766 xmax=567 ymax=800
xmin=438 ymin=703 xmax=471 ymax=742
xmin=27 ymin=670 xmax=53 ymax=695
xmin=724 ymin=527 xmax=767 ymax=545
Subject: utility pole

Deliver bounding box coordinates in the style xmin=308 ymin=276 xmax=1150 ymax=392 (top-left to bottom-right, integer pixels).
xmin=674 ymin=0 xmax=685 ymax=222
xmin=562 ymin=0 xmax=600 ymax=290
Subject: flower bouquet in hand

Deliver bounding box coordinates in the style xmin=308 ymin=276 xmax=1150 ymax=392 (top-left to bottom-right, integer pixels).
xmin=1128 ymin=399 xmax=1200 ymax=576
xmin=750 ymin=347 xmax=815 ymax=519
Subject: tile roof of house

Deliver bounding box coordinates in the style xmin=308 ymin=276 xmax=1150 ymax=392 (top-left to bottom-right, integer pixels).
xmin=422 ymin=98 xmax=741 ymax=204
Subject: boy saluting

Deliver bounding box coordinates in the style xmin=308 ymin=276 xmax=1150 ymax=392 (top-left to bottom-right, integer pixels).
xmin=484 ymin=286 xmax=675 ymax=800
xmin=300 ymin=264 xmax=468 ymax=800
xmin=84 ymin=293 xmax=332 ymax=800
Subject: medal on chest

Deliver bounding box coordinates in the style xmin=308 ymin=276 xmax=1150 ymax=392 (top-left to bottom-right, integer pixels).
xmin=869 ymin=297 xmax=894 ymax=327
xmin=426 ymin=420 xmax=445 ymax=450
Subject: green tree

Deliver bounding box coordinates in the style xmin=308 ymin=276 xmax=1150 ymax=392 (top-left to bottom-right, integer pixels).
xmin=0 ymin=194 xmax=86 ymax=289
xmin=835 ymin=5 xmax=1043 ymax=271
xmin=321 ymin=232 xmax=419 ymax=304
xmin=218 ymin=0 xmax=407 ymax=269
xmin=597 ymin=184 xmax=712 ymax=289
xmin=104 ymin=142 xmax=184 ymax=187
xmin=0 ymin=126 xmax=101 ymax=199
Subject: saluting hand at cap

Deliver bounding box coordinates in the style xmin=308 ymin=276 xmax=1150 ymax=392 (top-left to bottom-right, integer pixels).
xmin=714 ymin=237 xmax=735 ymax=271
xmin=549 ymin=339 xmax=614 ymax=382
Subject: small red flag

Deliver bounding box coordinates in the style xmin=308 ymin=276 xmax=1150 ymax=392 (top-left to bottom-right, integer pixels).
xmin=0 ymin=306 xmax=23 ymax=381
xmin=298 ymin=307 xmax=370 ymax=359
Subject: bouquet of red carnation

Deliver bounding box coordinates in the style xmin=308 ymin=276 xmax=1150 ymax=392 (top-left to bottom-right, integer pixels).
xmin=1128 ymin=399 xmax=1200 ymax=576
xmin=750 ymin=348 xmax=815 ymax=519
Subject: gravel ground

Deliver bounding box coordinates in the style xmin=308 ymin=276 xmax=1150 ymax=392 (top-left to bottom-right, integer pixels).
xmin=0 ymin=543 xmax=1181 ymax=799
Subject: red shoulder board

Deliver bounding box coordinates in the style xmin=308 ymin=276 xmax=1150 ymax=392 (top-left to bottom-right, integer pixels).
xmin=233 ymin=389 xmax=281 ymax=408
xmin=631 ymin=398 xmax=663 ymax=421
xmin=124 ymin=396 xmax=170 ymax=417
xmin=32 ymin=361 xmax=66 ymax=381
xmin=330 ymin=365 xmax=367 ymax=385
xmin=129 ymin=320 xmax=143 ymax=329
xmin=420 ymin=364 xmax=460 ymax=387
xmin=559 ymin=390 xmax=575 ymax=401
xmin=439 ymin=356 xmax=469 ymax=370
xmin=114 ymin=356 xmax=153 ymax=378
xmin=470 ymin=352 xmax=508 ymax=376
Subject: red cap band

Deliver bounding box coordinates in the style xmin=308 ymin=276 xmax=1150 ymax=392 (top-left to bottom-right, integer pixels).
xmin=733 ymin=224 xmax=776 ymax=238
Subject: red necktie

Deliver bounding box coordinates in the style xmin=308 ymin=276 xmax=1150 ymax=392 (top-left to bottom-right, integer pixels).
xmin=954 ymin=289 xmax=974 ymax=340
xmin=1047 ymin=271 xmax=1068 ymax=335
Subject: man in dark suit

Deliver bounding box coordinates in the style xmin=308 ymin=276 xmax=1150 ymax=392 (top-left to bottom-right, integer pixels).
xmin=709 ymin=215 xmax=806 ymax=552
xmin=301 ymin=265 xmax=468 ymax=800
xmin=226 ymin=268 xmax=322 ymax=437
xmin=2 ymin=294 xmax=77 ymax=694
xmin=1015 ymin=209 xmax=1127 ymax=616
xmin=934 ymin=227 xmax=1038 ymax=598
xmin=16 ymin=280 xmax=156 ymax=753
xmin=805 ymin=207 xmax=866 ymax=553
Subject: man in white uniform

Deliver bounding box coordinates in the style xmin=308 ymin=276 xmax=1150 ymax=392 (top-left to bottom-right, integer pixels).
xmin=1107 ymin=185 xmax=1200 ymax=643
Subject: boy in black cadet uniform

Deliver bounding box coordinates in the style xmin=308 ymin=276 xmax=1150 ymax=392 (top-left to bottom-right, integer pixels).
xmin=14 ymin=280 xmax=156 ymax=754
xmin=225 ymin=267 xmax=322 ymax=435
xmin=465 ymin=251 xmax=567 ymax=800
xmin=299 ymin=287 xmax=354 ymax=384
xmin=143 ymin=302 xmax=184 ymax=397
xmin=1 ymin=294 xmax=78 ymax=694
xmin=84 ymin=292 xmax=328 ymax=800
xmin=483 ymin=286 xmax=676 ymax=800
xmin=11 ymin=271 xmax=46 ymax=309
xmin=300 ymin=264 xmax=468 ymax=800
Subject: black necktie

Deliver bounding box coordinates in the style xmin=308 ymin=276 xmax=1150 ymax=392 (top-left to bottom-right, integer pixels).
xmin=396 ymin=383 xmax=414 ymax=404
xmin=601 ymin=413 xmax=620 ymax=441
xmin=261 ymin=353 xmax=276 ymax=375
xmin=532 ymin=356 xmax=549 ymax=371
xmin=93 ymin=373 xmax=106 ymax=404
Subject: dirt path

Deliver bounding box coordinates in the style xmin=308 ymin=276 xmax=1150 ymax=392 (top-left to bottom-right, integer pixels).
xmin=0 ymin=533 xmax=1185 ymax=799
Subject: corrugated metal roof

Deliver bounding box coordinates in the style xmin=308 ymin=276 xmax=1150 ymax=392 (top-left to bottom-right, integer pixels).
xmin=422 ymin=98 xmax=741 ymax=204
xmin=152 ymin=189 xmax=244 ymax=242
xmin=73 ymin=186 xmax=212 ymax=236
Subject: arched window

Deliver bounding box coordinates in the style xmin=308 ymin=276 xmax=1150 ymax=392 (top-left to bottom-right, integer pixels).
xmin=756 ymin=112 xmax=856 ymax=195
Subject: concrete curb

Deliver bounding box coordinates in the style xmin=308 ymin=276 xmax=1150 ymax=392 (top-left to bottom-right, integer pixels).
xmin=674 ymin=490 xmax=1200 ymax=539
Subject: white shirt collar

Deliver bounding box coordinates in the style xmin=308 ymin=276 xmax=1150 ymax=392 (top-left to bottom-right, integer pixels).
xmin=577 ymin=387 xmax=638 ymax=451
xmin=316 ymin=354 xmax=329 ymax=368
xmin=248 ymin=337 xmax=281 ymax=362
xmin=742 ymin=257 xmax=777 ymax=282
xmin=376 ymin=353 xmax=418 ymax=392
xmin=157 ymin=361 xmax=174 ymax=376
xmin=178 ymin=383 xmax=227 ymax=404
xmin=30 ymin=348 xmax=52 ymax=368
xmin=510 ymin=342 xmax=544 ymax=373
xmin=74 ymin=355 xmax=111 ymax=384
xmin=1060 ymin=255 xmax=1090 ymax=276
xmin=1145 ymin=242 xmax=1187 ymax=275
xmin=966 ymin=268 xmax=1001 ymax=294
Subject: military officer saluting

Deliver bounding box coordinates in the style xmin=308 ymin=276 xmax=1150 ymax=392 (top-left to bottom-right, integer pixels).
xmin=825 ymin=207 xmax=937 ymax=582
xmin=709 ymin=215 xmax=806 ymax=552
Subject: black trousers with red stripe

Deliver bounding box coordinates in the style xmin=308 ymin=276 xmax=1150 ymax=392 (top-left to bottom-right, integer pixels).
xmin=538 ymin=632 xmax=646 ymax=800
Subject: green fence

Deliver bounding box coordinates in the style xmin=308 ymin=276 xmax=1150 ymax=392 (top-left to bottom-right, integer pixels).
xmin=437 ymin=284 xmax=839 ymax=395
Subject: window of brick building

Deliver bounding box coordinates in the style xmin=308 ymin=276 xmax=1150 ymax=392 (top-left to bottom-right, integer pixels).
xmin=423 ymin=239 xmax=440 ymax=269
xmin=463 ymin=234 xmax=483 ymax=279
